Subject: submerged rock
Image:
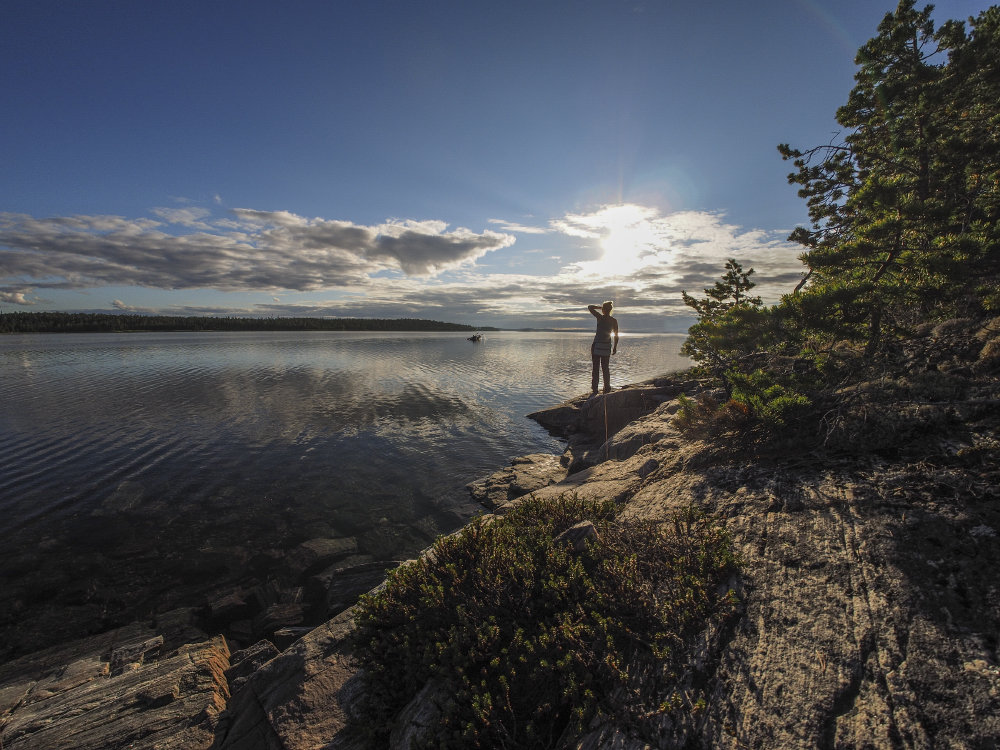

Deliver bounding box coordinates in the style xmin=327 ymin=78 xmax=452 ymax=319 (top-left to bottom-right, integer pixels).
xmin=286 ymin=537 xmax=360 ymax=577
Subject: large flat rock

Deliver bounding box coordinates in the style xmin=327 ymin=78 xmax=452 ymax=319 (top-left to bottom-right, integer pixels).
xmin=615 ymin=452 xmax=1000 ymax=748
xmin=527 ymin=378 xmax=698 ymax=440
xmin=0 ymin=624 xmax=230 ymax=750
xmin=528 ymin=378 xmax=702 ymax=472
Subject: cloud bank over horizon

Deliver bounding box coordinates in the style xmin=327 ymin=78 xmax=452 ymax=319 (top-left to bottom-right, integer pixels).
xmin=0 ymin=203 xmax=806 ymax=331
xmin=0 ymin=209 xmax=512 ymax=295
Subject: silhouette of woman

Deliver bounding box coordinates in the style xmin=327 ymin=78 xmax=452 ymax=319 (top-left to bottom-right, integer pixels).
xmin=588 ymin=301 xmax=618 ymax=395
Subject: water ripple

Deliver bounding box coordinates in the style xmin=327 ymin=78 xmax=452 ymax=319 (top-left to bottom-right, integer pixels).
xmin=0 ymin=330 xmax=688 ymax=652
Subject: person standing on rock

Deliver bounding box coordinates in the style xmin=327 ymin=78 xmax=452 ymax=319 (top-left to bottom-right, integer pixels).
xmin=588 ymin=301 xmax=618 ymax=395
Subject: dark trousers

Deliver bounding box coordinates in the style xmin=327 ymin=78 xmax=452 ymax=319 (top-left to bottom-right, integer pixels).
xmin=591 ymin=353 xmax=610 ymax=393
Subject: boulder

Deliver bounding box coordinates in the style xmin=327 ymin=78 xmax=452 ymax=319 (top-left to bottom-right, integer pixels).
xmin=527 ymin=378 xmax=699 ymax=442
xmin=304 ymin=554 xmax=375 ymax=605
xmin=213 ymin=608 xmax=366 ymax=750
xmin=576 ymin=386 xmax=674 ymax=441
xmin=252 ymin=603 xmax=305 ymax=638
xmin=553 ymin=520 xmax=599 ymax=552
xmin=207 ymin=592 xmax=254 ymax=628
xmin=528 ymin=379 xmax=703 ymax=473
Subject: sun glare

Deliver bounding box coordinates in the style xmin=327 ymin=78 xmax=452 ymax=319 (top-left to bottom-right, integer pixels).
xmin=595 ymin=204 xmax=659 ymax=275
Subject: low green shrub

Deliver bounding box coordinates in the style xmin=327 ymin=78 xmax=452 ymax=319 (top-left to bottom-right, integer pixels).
xmin=728 ymin=370 xmax=811 ymax=428
xmin=672 ymin=392 xmax=753 ymax=437
xmin=673 ymin=368 xmax=812 ymax=445
xmin=350 ymin=495 xmax=739 ymax=749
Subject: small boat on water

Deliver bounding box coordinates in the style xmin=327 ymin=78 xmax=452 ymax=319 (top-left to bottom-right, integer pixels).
xmin=468 ymin=333 xmax=483 ymax=342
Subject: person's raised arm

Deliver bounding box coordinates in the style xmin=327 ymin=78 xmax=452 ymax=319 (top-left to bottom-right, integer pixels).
xmin=588 ymin=304 xmax=601 ymax=319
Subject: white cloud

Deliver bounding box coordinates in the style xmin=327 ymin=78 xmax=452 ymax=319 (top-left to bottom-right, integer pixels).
xmin=487 ymin=218 xmax=552 ymax=235
xmin=372 ymin=220 xmax=513 ymax=275
xmin=151 ymin=207 xmax=213 ymax=228
xmin=0 ymin=208 xmax=514 ymax=297
xmin=0 ymin=290 xmax=35 ymax=305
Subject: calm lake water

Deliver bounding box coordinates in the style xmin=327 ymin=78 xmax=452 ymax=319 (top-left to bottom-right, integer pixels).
xmin=0 ymin=330 xmax=688 ymax=655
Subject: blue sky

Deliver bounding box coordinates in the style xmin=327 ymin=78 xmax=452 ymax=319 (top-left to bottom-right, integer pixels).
xmin=1 ymin=0 xmax=992 ymax=331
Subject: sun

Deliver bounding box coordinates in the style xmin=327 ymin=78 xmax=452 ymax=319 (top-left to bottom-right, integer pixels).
xmin=595 ymin=204 xmax=659 ymax=275
xmin=558 ymin=203 xmax=667 ymax=278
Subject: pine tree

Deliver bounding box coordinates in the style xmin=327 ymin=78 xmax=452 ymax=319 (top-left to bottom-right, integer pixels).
xmin=681 ymin=259 xmax=768 ymax=394
xmin=778 ymin=1 xmax=1000 ymax=353
xmin=681 ymin=259 xmax=762 ymax=321
xmin=935 ymin=6 xmax=1000 ymax=311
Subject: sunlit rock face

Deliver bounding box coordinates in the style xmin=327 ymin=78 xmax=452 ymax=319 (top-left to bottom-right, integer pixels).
xmin=466 ymin=452 xmax=566 ymax=509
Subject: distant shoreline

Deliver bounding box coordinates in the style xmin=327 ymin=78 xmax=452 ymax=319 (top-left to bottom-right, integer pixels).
xmin=0 ymin=312 xmax=687 ymax=335
xmin=0 ymin=311 xmax=498 ymax=335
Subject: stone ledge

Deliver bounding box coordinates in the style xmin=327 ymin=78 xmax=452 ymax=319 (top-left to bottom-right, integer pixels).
xmin=0 ymin=625 xmax=230 ymax=750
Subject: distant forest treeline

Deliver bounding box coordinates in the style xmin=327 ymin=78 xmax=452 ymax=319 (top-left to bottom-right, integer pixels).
xmin=0 ymin=312 xmax=494 ymax=334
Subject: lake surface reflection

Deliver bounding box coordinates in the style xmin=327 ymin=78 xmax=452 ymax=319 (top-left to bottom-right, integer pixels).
xmin=0 ymin=330 xmax=687 ymax=655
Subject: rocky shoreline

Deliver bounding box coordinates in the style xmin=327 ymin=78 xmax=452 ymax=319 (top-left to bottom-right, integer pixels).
xmin=2 ymin=350 xmax=998 ymax=748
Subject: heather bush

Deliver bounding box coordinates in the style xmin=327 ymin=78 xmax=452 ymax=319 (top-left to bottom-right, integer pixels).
xmin=350 ymin=495 xmax=739 ymax=749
